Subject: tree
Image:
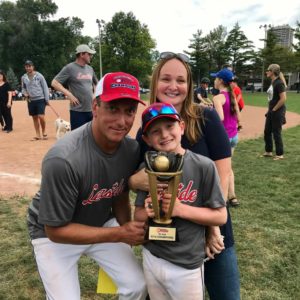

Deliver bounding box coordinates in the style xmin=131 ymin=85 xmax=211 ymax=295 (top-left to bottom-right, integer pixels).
xmin=6 ymin=67 xmax=20 ymax=90
xmin=186 ymin=30 xmax=210 ymax=85
xmin=0 ymin=0 xmax=85 ymax=83
xmin=203 ymin=26 xmax=228 ymax=72
xmin=225 ymin=23 xmax=255 ymax=78
xmin=99 ymin=11 xmax=156 ymax=86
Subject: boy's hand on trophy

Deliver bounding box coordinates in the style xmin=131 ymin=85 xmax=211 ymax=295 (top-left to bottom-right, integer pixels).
xmin=145 ymin=197 xmax=155 ymax=218
xmin=161 ymin=193 xmax=181 ymax=216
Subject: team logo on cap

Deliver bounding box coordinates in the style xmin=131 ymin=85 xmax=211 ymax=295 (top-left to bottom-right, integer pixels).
xmin=111 ymin=75 xmax=136 ymax=91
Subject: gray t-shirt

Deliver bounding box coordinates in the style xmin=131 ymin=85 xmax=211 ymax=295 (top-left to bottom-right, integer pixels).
xmin=135 ymin=150 xmax=225 ymax=269
xmin=27 ymin=122 xmax=140 ymax=239
xmin=54 ymin=62 xmax=98 ymax=112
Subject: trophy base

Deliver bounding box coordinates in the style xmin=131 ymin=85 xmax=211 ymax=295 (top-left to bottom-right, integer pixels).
xmin=147 ymin=219 xmax=177 ymax=241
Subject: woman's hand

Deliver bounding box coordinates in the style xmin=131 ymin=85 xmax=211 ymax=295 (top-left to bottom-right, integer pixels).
xmin=205 ymin=226 xmax=225 ymax=259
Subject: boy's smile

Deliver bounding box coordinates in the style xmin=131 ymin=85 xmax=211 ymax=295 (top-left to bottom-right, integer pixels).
xmin=143 ymin=119 xmax=185 ymax=155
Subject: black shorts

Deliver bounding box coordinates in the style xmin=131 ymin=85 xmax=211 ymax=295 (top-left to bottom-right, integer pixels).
xmin=28 ymin=99 xmax=46 ymax=116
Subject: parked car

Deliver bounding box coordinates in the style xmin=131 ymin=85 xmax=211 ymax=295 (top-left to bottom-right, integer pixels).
xmin=139 ymin=88 xmax=149 ymax=94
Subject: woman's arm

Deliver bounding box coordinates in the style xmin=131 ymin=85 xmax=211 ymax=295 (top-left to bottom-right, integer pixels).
xmin=7 ymin=91 xmax=13 ymax=108
xmin=213 ymin=95 xmax=225 ymax=120
xmin=272 ymin=91 xmax=287 ymax=111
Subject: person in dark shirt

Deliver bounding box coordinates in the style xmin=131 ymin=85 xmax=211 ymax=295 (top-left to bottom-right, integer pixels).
xmin=262 ymin=64 xmax=287 ymax=160
xmin=130 ymin=52 xmax=240 ymax=300
xmin=194 ymin=77 xmax=213 ymax=106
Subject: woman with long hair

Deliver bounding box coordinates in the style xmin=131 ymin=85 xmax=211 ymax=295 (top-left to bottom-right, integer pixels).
xmin=262 ymin=64 xmax=287 ymax=160
xmin=212 ymin=68 xmax=240 ymax=206
xmin=130 ymin=52 xmax=240 ymax=300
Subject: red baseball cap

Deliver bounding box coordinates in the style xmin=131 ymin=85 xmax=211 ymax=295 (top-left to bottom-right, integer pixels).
xmin=95 ymin=72 xmax=145 ymax=105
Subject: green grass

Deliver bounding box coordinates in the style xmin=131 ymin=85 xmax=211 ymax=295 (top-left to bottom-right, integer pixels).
xmin=142 ymin=92 xmax=300 ymax=113
xmin=1 ymin=126 xmax=300 ymax=299
xmin=243 ymin=91 xmax=300 ymax=114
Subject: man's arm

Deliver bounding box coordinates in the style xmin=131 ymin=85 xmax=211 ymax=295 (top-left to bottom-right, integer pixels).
xmin=112 ymin=192 xmax=131 ymax=225
xmin=40 ymin=74 xmax=49 ymax=102
xmin=197 ymin=92 xmax=205 ymax=102
xmin=45 ymin=221 xmax=145 ymax=246
xmin=51 ymin=79 xmax=80 ymax=105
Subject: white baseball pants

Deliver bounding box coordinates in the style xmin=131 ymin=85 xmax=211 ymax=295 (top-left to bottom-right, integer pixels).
xmin=142 ymin=247 xmax=204 ymax=300
xmin=31 ymin=218 xmax=147 ymax=300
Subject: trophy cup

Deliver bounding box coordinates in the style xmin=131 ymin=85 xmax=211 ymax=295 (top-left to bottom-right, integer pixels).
xmin=145 ymin=151 xmax=184 ymax=241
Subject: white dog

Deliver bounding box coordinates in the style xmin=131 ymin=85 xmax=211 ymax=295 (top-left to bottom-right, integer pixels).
xmin=55 ymin=118 xmax=71 ymax=139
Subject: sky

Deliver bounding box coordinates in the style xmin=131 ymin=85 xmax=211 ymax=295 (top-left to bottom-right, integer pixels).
xmin=23 ymin=0 xmax=300 ymax=52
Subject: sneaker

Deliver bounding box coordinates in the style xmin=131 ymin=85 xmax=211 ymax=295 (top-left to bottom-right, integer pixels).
xmin=260 ymin=152 xmax=273 ymax=157
xmin=273 ymin=155 xmax=284 ymax=161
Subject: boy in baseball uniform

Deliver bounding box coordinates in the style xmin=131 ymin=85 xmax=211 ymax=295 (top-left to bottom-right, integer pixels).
xmin=134 ymin=103 xmax=227 ymax=300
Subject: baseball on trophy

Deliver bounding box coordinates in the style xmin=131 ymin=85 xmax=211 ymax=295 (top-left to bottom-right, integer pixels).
xmin=153 ymin=155 xmax=170 ymax=172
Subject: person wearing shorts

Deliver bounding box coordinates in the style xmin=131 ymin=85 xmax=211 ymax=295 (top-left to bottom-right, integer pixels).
xmin=21 ymin=60 xmax=49 ymax=140
xmin=212 ymin=68 xmax=240 ymax=207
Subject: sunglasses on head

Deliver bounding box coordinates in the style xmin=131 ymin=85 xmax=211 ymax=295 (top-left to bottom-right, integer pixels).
xmin=159 ymin=52 xmax=189 ymax=63
xmin=142 ymin=103 xmax=180 ymax=131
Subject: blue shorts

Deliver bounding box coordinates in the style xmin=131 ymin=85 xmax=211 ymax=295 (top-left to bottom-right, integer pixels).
xmin=27 ymin=99 xmax=46 ymax=116
xmin=229 ymin=134 xmax=238 ymax=148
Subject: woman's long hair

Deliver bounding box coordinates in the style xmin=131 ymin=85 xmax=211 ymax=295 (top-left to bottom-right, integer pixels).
xmin=0 ymin=70 xmax=7 ymax=82
xmin=226 ymin=82 xmax=237 ymax=115
xmin=149 ymin=57 xmax=203 ymax=144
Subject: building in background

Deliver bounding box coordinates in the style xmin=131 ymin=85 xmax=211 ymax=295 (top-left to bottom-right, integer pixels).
xmin=269 ymin=25 xmax=294 ymax=48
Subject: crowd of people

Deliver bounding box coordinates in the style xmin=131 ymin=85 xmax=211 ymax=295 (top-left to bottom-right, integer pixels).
xmin=0 ymin=45 xmax=288 ymax=299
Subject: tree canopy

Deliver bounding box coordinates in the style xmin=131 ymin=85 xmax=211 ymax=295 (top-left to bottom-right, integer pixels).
xmin=0 ymin=0 xmax=299 ymax=89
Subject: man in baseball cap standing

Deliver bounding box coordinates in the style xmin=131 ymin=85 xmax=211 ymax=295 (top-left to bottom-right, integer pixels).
xmin=52 ymin=44 xmax=98 ymax=130
xmin=27 ymin=72 xmax=147 ymax=299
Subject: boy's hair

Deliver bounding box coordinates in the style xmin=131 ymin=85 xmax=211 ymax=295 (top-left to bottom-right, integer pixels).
xmin=142 ymin=103 xmax=181 ymax=134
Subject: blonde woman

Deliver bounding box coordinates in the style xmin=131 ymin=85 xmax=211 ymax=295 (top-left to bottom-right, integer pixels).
xmin=266 ymin=71 xmax=287 ymax=102
xmin=263 ymin=64 xmax=287 ymax=160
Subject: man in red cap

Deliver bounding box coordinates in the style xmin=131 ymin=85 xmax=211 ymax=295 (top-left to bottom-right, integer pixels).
xmin=27 ymin=72 xmax=147 ymax=300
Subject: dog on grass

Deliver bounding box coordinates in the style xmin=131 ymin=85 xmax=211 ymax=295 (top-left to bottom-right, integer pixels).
xmin=55 ymin=118 xmax=71 ymax=139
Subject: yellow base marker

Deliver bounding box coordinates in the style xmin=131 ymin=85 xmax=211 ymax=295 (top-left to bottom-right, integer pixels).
xmin=97 ymin=268 xmax=118 ymax=294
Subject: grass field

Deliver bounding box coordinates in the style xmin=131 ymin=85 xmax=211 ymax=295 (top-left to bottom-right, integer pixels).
xmin=1 ymin=125 xmax=299 ymax=299
xmin=141 ymin=91 xmax=300 ymax=114
xmin=242 ymin=91 xmax=300 ymax=114
xmin=0 ymin=83 xmax=298 ymax=299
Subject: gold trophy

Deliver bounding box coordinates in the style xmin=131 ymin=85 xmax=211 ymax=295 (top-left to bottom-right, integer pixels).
xmin=145 ymin=151 xmax=184 ymax=241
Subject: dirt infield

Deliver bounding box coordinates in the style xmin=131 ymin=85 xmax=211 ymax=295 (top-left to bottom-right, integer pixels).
xmin=1 ymin=100 xmax=299 ymax=197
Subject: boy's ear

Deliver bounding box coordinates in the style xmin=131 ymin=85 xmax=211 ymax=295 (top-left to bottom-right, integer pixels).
xmin=180 ymin=120 xmax=185 ymax=135
xmin=142 ymin=134 xmax=152 ymax=147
